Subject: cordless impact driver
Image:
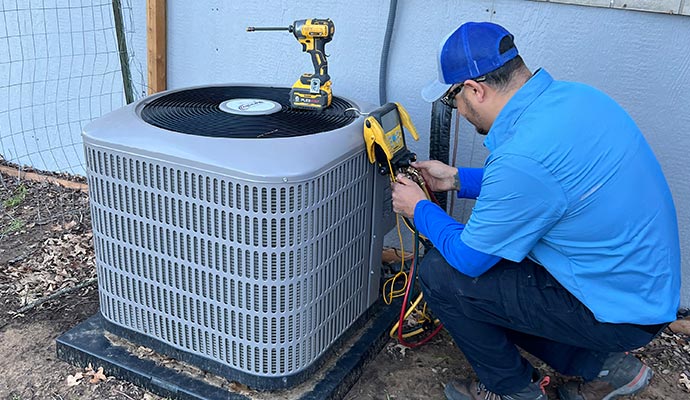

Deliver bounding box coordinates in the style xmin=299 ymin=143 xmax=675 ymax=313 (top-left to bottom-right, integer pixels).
xmin=247 ymin=18 xmax=335 ymax=110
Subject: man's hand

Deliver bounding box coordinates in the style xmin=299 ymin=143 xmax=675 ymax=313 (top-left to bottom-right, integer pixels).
xmin=411 ymin=160 xmax=460 ymax=192
xmin=391 ymin=175 xmax=427 ymax=218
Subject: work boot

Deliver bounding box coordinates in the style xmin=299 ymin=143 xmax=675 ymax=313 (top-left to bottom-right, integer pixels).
xmin=557 ymin=352 xmax=653 ymax=400
xmin=444 ymin=370 xmax=549 ymax=400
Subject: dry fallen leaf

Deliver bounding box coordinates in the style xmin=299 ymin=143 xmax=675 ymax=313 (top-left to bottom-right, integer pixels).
xmin=228 ymin=381 xmax=251 ymax=394
xmin=83 ymin=363 xmax=107 ymax=384
xmin=66 ymin=372 xmax=83 ymax=387
xmin=89 ymin=366 xmax=107 ymax=384
xmin=679 ymin=372 xmax=690 ymax=392
xmin=63 ymin=220 xmax=78 ymax=230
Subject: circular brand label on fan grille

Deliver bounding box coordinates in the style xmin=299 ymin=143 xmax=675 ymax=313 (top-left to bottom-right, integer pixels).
xmin=219 ymin=98 xmax=282 ymax=115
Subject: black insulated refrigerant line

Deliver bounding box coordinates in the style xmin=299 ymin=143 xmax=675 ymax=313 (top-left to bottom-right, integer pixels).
xmin=379 ymin=0 xmax=398 ymax=105
xmin=428 ymin=101 xmax=453 ymax=211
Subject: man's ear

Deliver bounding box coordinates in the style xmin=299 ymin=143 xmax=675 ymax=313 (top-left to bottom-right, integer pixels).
xmin=464 ymin=80 xmax=487 ymax=103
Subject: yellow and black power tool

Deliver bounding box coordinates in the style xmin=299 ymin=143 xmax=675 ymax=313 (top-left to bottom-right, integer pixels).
xmin=247 ymin=18 xmax=335 ymax=110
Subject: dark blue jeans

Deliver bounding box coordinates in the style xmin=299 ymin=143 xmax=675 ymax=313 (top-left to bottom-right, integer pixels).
xmin=418 ymin=249 xmax=663 ymax=395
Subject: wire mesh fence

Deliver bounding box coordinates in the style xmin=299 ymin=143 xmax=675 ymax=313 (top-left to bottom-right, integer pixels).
xmin=0 ymin=0 xmax=138 ymax=176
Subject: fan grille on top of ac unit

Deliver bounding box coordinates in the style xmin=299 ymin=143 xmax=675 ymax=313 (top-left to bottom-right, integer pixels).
xmin=140 ymin=86 xmax=357 ymax=138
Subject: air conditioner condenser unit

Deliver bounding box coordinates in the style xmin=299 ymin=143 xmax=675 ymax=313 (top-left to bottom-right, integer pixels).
xmin=81 ymin=85 xmax=395 ymax=389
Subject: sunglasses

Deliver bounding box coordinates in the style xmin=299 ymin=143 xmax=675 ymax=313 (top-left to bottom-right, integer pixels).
xmin=440 ymin=76 xmax=487 ymax=108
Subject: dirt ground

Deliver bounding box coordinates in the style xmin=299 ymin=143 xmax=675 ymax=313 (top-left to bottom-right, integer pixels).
xmin=1 ymin=162 xmax=689 ymax=400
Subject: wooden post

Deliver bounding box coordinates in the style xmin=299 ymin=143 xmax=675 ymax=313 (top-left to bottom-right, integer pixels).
xmin=147 ymin=0 xmax=167 ymax=94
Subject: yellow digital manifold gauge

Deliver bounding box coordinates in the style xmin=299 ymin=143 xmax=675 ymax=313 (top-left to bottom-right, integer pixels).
xmin=363 ymin=102 xmax=419 ymax=175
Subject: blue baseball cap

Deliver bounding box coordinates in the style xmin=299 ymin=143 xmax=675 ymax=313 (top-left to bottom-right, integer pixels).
xmin=421 ymin=22 xmax=519 ymax=102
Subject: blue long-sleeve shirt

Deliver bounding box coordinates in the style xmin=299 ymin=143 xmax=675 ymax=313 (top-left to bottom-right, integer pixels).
xmin=414 ymin=167 xmax=500 ymax=277
xmin=414 ymin=68 xmax=680 ymax=325
xmin=457 ymin=167 xmax=483 ymax=199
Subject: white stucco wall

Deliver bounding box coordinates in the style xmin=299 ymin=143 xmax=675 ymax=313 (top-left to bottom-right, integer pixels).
xmin=86 ymin=0 xmax=690 ymax=309
xmin=4 ymin=0 xmax=689 ymax=308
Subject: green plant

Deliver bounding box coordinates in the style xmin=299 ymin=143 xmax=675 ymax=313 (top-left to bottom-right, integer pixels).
xmin=3 ymin=184 xmax=27 ymax=208
xmin=1 ymin=218 xmax=25 ymax=235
